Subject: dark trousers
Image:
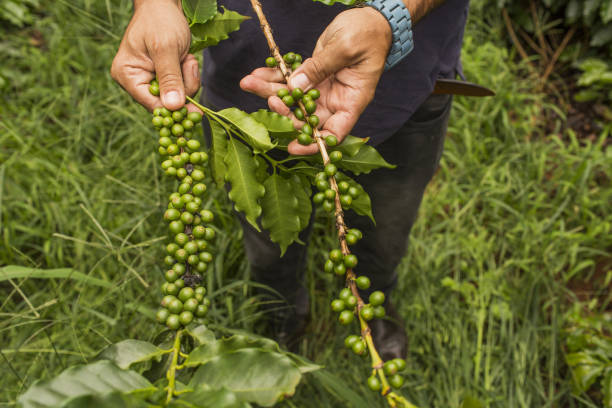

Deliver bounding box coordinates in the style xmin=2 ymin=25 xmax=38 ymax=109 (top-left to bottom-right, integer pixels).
xmin=203 ymin=93 xmax=452 ymax=319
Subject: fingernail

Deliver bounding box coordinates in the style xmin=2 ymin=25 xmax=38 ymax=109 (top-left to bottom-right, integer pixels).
xmin=163 ymin=91 xmax=181 ymax=107
xmin=290 ymin=73 xmax=309 ymax=91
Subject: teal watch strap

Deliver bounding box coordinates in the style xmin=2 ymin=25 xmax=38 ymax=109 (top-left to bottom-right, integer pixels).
xmin=365 ymin=0 xmax=414 ymax=70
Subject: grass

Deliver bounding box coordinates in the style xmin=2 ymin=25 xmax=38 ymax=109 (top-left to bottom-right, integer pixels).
xmin=0 ymin=1 xmax=610 ymax=407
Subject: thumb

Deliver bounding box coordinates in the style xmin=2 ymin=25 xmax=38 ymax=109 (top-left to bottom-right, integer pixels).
xmin=152 ymin=47 xmax=186 ymax=111
xmin=289 ymin=48 xmax=346 ymax=91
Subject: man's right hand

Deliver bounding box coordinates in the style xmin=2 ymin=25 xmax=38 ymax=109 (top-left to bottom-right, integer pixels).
xmin=111 ymin=0 xmax=200 ymax=112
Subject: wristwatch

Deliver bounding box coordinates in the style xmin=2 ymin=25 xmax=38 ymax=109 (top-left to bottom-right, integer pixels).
xmin=365 ymin=0 xmax=414 ymax=70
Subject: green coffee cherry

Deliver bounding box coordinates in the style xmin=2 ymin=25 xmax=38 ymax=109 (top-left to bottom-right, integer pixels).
xmin=367 ymin=376 xmax=382 ymax=391
xmin=297 ymin=133 xmax=313 ymax=145
xmin=373 ymin=305 xmax=386 ymax=319
xmin=334 ymin=263 xmax=346 ymax=276
xmin=301 ymin=123 xmax=313 ymax=135
xmin=331 ymin=299 xmax=345 ymax=312
xmin=282 ymin=95 xmax=295 ymax=107
xmin=283 ymin=52 xmax=296 ymax=64
xmin=291 ymin=61 xmax=301 ymax=71
xmin=308 ymin=115 xmax=319 ymax=127
xmin=277 ymin=88 xmax=290 ymax=98
xmin=313 ymin=192 xmax=325 ymax=204
xmin=156 ymin=308 xmax=169 ymax=323
xmin=179 ymin=311 xmax=193 ymax=326
xmin=324 ymin=259 xmax=335 ymax=273
xmin=329 ymin=151 xmax=342 ymax=163
xmin=266 ymin=57 xmax=277 ymax=67
xmin=304 ymin=100 xmax=316 ymax=114
xmin=292 ymin=87 xmax=304 ymax=100
xmin=369 ymin=291 xmax=385 ymax=306
xmin=356 ymin=276 xmax=371 ymax=290
xmin=344 ymin=335 xmax=360 ymax=349
xmin=329 ymin=249 xmax=343 ymax=262
xmin=149 ymin=82 xmax=160 ymax=96
xmin=294 ymin=108 xmax=305 ymax=120
xmin=351 ymin=339 xmax=366 ymax=355
xmin=360 ymin=305 xmax=374 ymax=321
xmin=325 ymin=135 xmax=338 ymax=147
xmin=346 ymin=233 xmax=358 ymax=246
xmin=187 ymin=112 xmax=202 ymax=122
xmin=307 ymin=88 xmax=320 ymax=100
xmin=393 ymin=358 xmax=407 ymax=371
xmin=340 ymin=195 xmax=353 ymax=208
xmin=344 ymin=254 xmax=358 ymax=269
xmin=389 ymin=374 xmax=404 ymax=388
xmin=339 ymin=310 xmax=354 ymax=325
xmin=166 ymin=314 xmax=180 ymax=330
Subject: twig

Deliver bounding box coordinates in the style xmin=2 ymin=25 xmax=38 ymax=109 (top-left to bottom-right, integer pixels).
xmin=249 ymin=1 xmax=415 ymax=406
xmin=502 ymin=8 xmax=536 ymax=73
xmin=541 ymin=26 xmax=576 ymax=84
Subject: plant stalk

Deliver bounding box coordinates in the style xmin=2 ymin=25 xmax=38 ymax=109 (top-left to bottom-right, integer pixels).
xmin=248 ymin=1 xmax=416 ymax=406
xmin=166 ymin=329 xmax=182 ymax=404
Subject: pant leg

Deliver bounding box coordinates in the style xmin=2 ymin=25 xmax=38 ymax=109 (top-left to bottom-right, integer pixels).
xmin=345 ymin=93 xmax=453 ymax=297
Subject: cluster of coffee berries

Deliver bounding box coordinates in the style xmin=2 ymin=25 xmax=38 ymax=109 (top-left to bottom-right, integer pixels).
xmin=324 ymin=248 xmax=359 ymax=277
xmin=312 ymin=171 xmax=361 ymax=213
xmin=265 ymin=51 xmax=303 ymax=71
xmin=149 ymin=80 xmax=213 ymax=330
xmin=367 ymin=358 xmax=408 ymax=391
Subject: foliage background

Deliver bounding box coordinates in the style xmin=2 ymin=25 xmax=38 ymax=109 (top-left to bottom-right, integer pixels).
xmin=0 ymin=0 xmax=610 ymax=407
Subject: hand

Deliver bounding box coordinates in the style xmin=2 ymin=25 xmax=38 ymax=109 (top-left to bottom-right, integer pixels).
xmin=111 ymin=0 xmax=200 ymax=112
xmin=240 ymin=7 xmax=391 ymax=155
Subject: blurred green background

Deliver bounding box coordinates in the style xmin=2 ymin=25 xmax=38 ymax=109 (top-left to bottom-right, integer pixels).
xmin=0 ymin=0 xmax=610 ymax=407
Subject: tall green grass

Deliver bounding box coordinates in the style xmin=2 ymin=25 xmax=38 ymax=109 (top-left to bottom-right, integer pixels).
xmin=0 ymin=1 xmax=609 ymax=407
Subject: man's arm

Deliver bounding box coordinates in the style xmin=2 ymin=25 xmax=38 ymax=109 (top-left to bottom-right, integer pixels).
xmin=404 ymin=0 xmax=447 ymax=23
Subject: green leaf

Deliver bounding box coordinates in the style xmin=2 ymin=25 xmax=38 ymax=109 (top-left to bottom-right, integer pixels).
xmin=182 ymin=0 xmax=217 ymax=25
xmin=189 ymin=349 xmax=302 ymax=407
xmin=209 ymin=119 xmax=228 ymax=188
xmin=0 ymin=265 xmax=112 ymax=288
xmin=288 ymin=174 xmax=312 ymax=230
xmin=285 ymin=352 xmax=321 ymax=374
xmin=336 ymin=173 xmax=375 ymax=223
xmin=62 ymin=393 xmax=150 ymax=408
xmin=98 ymin=340 xmax=166 ymax=370
xmin=337 ymin=144 xmax=395 ymax=175
xmin=331 ymin=135 xmax=369 ymax=157
xmin=224 ymin=138 xmax=265 ymax=230
xmin=190 ymin=7 xmax=249 ymax=53
xmin=217 ymin=108 xmax=275 ymax=153
xmin=250 ymin=110 xmax=298 ymax=137
xmin=185 ymin=334 xmax=278 ymax=367
xmin=17 ymin=361 xmax=155 ymax=408
xmin=185 ymin=324 xmax=216 ymax=346
xmin=591 ymin=24 xmax=612 ymax=47
xmin=174 ymin=387 xmax=252 ymax=408
xmin=309 ymin=370 xmax=370 ymax=408
xmin=602 ymin=0 xmax=612 ymax=24
xmin=566 ymin=352 xmax=605 ymax=394
xmin=261 ymin=174 xmax=302 ymax=256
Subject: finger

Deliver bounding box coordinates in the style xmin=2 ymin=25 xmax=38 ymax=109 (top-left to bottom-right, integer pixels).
xmin=110 ymin=55 xmax=161 ymax=112
xmin=289 ymin=53 xmax=347 ymax=92
xmin=241 ymin=74 xmax=287 ymax=99
xmin=249 ymin=67 xmax=286 ymax=82
xmin=288 ymin=139 xmax=319 ymax=155
xmin=268 ymin=96 xmax=292 ymax=116
xmin=185 ymin=102 xmax=203 ymax=115
xmin=150 ymin=46 xmax=185 ymax=110
xmin=182 ymin=54 xmax=200 ymax=97
xmin=319 ymin=110 xmax=355 ymax=145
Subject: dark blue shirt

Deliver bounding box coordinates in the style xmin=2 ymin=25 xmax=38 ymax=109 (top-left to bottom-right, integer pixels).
xmin=202 ymin=0 xmax=469 ymax=144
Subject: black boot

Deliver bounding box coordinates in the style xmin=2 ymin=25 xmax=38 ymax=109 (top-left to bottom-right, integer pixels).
xmin=369 ymin=300 xmax=407 ymax=361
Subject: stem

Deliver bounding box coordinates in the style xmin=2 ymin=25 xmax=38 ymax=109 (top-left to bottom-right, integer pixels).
xmin=166 ymin=330 xmax=182 ymax=404
xmin=249 ymin=1 xmax=417 ymax=407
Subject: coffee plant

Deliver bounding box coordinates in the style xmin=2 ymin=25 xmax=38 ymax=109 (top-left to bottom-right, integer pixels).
xmin=16 ymin=1 xmax=418 ymax=407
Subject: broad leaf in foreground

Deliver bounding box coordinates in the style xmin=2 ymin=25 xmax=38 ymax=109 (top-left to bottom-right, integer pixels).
xmin=224 ymin=138 xmax=265 ymax=230
xmin=182 ymin=0 xmax=217 ymax=25
xmin=217 ymin=108 xmax=275 ymax=153
xmin=189 ymin=349 xmax=302 ymax=407
xmin=62 ymin=393 xmax=150 ymax=408
xmin=190 ymin=7 xmax=249 ymax=52
xmin=98 ymin=340 xmax=167 ymax=370
xmin=261 ymin=174 xmax=302 ymax=255
xmin=174 ymin=387 xmax=252 ymax=408
xmin=185 ymin=334 xmax=277 ymax=367
xmin=250 ymin=109 xmax=298 ymax=137
xmin=17 ymin=361 xmax=155 ymax=408
xmin=210 ymin=119 xmax=228 ymax=188
xmin=337 ymin=144 xmax=395 ymax=175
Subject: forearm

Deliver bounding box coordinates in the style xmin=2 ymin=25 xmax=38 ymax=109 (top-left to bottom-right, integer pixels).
xmin=403 ymin=0 xmax=447 ymax=23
